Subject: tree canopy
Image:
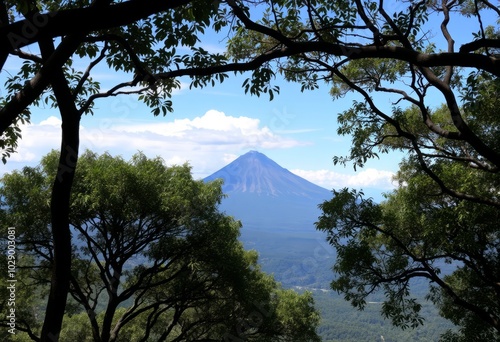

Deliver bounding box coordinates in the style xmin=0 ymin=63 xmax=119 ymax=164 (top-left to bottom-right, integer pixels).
xmin=220 ymin=1 xmax=500 ymax=338
xmin=1 ymin=0 xmax=499 ymax=340
xmin=2 ymin=0 xmax=499 ymax=161
xmin=0 ymin=150 xmax=321 ymax=342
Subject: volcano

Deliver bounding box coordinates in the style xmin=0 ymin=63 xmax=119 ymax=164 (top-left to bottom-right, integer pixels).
xmin=204 ymin=150 xmax=331 ymax=199
xmin=204 ymin=150 xmax=335 ymax=287
xmin=204 ymin=150 xmax=332 ymax=233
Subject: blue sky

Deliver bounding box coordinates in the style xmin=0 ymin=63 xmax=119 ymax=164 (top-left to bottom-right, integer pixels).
xmin=1 ymin=4 xmax=490 ymax=202
xmin=1 ymin=67 xmax=401 ymax=201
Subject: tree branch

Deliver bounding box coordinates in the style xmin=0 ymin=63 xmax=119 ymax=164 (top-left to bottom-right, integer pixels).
xmin=0 ymin=0 xmax=194 ymax=53
xmin=460 ymin=38 xmax=500 ymax=54
xmin=72 ymin=42 xmax=109 ymax=100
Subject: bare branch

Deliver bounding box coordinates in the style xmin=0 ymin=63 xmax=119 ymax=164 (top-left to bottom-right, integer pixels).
xmin=460 ymin=38 xmax=500 ymax=53
xmin=440 ymin=0 xmax=455 ymax=85
xmin=10 ymin=49 xmax=43 ymax=63
xmin=0 ymin=0 xmax=194 ymax=53
xmin=73 ymin=42 xmax=109 ymax=99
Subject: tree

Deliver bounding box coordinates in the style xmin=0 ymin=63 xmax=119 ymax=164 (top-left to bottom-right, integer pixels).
xmin=2 ymin=0 xmax=500 ymax=339
xmin=219 ymin=0 xmax=500 ymax=338
xmin=316 ymin=102 xmax=500 ymax=340
xmin=1 ymin=1 xmax=313 ymax=337
xmin=0 ymin=150 xmax=321 ymax=342
xmin=1 ymin=1 xmax=228 ymax=339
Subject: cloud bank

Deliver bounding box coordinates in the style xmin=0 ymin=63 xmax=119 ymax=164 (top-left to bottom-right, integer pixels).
xmin=3 ymin=110 xmax=306 ymax=175
xmin=3 ymin=109 xmax=396 ymax=192
xmin=291 ymin=168 xmax=396 ymax=190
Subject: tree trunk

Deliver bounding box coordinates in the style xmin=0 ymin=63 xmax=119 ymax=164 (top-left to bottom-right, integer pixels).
xmin=38 ymin=38 xmax=82 ymax=342
xmin=101 ymin=268 xmax=123 ymax=342
xmin=41 ymin=126 xmax=79 ymax=341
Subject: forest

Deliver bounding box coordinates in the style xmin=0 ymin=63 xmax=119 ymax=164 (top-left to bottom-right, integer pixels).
xmin=1 ymin=0 xmax=499 ymax=341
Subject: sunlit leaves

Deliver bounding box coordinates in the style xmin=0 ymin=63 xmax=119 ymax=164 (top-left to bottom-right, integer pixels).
xmin=334 ymin=101 xmax=386 ymax=170
xmin=0 ymin=0 xmax=232 ymax=162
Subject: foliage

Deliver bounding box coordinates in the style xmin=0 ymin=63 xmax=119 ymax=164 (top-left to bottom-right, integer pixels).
xmin=222 ymin=0 xmax=500 ymax=338
xmin=317 ymin=101 xmax=500 ymax=340
xmin=3 ymin=0 xmax=498 ymax=161
xmin=1 ymin=0 xmax=500 ymax=340
xmin=0 ymin=2 xmax=238 ymax=339
xmin=0 ymin=150 xmax=320 ymax=341
xmin=0 ymin=0 xmax=230 ymax=179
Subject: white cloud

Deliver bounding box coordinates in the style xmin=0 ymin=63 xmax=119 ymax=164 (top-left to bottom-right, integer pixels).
xmin=9 ymin=150 xmax=37 ymax=162
xmin=6 ymin=117 xmax=61 ymax=156
xmin=274 ymin=128 xmax=321 ymax=134
xmin=223 ymin=153 xmax=238 ymax=164
xmin=3 ymin=110 xmax=306 ymax=178
xmin=39 ymin=116 xmax=62 ymax=126
xmin=291 ymin=168 xmax=397 ymax=190
xmin=3 ymin=111 xmax=398 ymax=196
xmin=109 ymin=109 xmax=305 ymax=150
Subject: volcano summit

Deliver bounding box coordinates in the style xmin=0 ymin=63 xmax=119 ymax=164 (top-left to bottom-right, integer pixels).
xmin=204 ymin=151 xmax=332 ymax=233
xmin=204 ymin=150 xmax=330 ymax=199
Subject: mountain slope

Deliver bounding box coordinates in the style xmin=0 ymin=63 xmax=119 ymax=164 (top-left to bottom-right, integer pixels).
xmin=204 ymin=151 xmax=332 ymax=233
xmin=204 ymin=150 xmax=330 ymax=198
xmin=204 ymin=151 xmax=335 ymax=289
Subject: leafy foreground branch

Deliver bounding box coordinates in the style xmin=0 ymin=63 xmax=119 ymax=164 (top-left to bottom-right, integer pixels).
xmin=220 ymin=1 xmax=500 ymax=339
xmin=1 ymin=1 xmax=500 ymax=340
xmin=0 ymin=150 xmax=320 ymax=342
xmin=317 ymin=102 xmax=500 ymax=340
